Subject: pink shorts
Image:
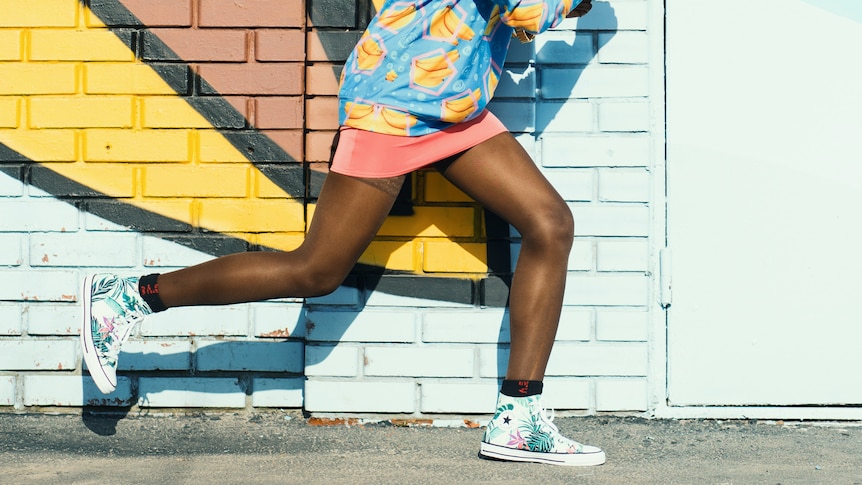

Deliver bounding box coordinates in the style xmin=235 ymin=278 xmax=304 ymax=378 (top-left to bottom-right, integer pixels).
xmin=329 ymin=110 xmax=508 ymax=178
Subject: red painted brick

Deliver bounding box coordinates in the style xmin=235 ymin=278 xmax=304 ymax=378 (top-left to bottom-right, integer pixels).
xmin=198 ymin=0 xmax=304 ymax=28
xmin=118 ymin=0 xmax=192 ymax=27
xmin=306 ymin=417 xmax=361 ymax=427
xmin=146 ymin=29 xmax=248 ymax=62
xmin=305 ymin=131 xmax=336 ymax=163
xmin=306 ymin=64 xmax=341 ymax=96
xmin=197 ymin=63 xmax=303 ymax=95
xmin=308 ymin=162 xmax=330 ymax=178
xmin=255 ymin=29 xmax=304 ymax=62
xmin=255 ymin=97 xmax=303 ymax=129
xmin=262 ymin=129 xmax=304 ymax=162
xmin=222 ymin=96 xmax=250 ymax=120
xmin=305 ymin=97 xmax=338 ymax=130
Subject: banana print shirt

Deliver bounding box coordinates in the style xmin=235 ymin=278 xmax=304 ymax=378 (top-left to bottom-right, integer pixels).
xmin=338 ymin=0 xmax=575 ymax=136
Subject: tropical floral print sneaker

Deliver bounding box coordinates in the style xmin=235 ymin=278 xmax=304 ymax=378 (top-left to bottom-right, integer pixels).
xmin=480 ymin=393 xmax=606 ymax=466
xmin=81 ymin=274 xmax=152 ymax=394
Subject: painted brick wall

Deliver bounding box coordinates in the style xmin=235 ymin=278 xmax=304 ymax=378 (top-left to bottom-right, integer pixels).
xmin=0 ymin=0 xmax=657 ymax=416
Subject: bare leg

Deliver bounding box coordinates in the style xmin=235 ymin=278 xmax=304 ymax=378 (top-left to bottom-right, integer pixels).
xmin=156 ymin=173 xmax=405 ymax=307
xmin=438 ymin=133 xmax=574 ymax=381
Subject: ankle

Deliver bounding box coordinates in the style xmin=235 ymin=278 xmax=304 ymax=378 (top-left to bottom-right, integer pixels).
xmin=138 ymin=273 xmax=167 ymax=313
xmin=500 ymin=379 xmax=543 ymax=398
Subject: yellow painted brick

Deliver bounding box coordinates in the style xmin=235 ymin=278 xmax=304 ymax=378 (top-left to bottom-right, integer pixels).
xmin=42 ymin=163 xmax=136 ymax=197
xmin=129 ymin=200 xmax=195 ymax=226
xmin=377 ymin=207 xmax=476 ymax=238
xmin=29 ymin=96 xmax=134 ymax=128
xmin=359 ymin=241 xmax=417 ymax=272
xmin=423 ymin=172 xmax=473 ymax=202
xmin=85 ymin=129 xmax=190 ymax=162
xmin=30 ymin=30 xmax=134 ymax=61
xmin=0 ymin=98 xmax=20 ymax=128
xmin=0 ymin=0 xmax=77 ymax=27
xmin=197 ymin=199 xmax=305 ymax=233
xmin=85 ymin=64 xmax=179 ymax=95
xmin=142 ymin=97 xmax=211 ymax=128
xmin=143 ymin=165 xmax=249 ymax=197
xmin=0 ymin=129 xmax=77 ymax=161
xmin=199 ymin=130 xmax=251 ymax=163
xmin=0 ymin=64 xmax=77 ymax=95
xmin=0 ymin=30 xmax=22 ymax=60
xmin=256 ymin=233 xmax=305 ymax=252
xmin=253 ymin=169 xmax=292 ymax=199
xmin=422 ymin=241 xmax=487 ymax=273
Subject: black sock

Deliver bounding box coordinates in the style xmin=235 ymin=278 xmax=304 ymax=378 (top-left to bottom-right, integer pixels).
xmin=501 ymin=379 xmax=543 ymax=397
xmin=138 ymin=273 xmax=167 ymax=313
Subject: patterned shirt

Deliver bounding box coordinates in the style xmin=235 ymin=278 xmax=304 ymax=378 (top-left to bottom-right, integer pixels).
xmin=338 ymin=0 xmax=575 ymax=136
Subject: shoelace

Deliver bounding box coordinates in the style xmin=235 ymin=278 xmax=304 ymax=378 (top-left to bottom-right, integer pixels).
xmin=101 ymin=313 xmax=143 ymax=365
xmin=536 ymin=405 xmax=559 ymax=434
xmin=534 ymin=404 xmax=581 ymax=448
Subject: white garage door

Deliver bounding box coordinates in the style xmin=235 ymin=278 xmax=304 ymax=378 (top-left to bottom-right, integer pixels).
xmin=666 ymin=0 xmax=862 ymax=405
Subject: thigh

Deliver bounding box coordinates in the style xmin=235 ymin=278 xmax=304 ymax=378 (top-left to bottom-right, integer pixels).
xmin=300 ymin=172 xmax=405 ymax=269
xmin=437 ymin=132 xmax=568 ymax=232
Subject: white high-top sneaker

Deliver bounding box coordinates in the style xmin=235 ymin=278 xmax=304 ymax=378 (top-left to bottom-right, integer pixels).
xmin=480 ymin=393 xmax=606 ymax=466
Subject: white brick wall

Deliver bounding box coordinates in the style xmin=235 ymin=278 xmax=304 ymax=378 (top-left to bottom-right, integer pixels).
xmin=306 ymin=344 xmax=360 ymax=377
xmin=0 ymin=171 xmax=23 ymax=196
xmin=364 ymin=346 xmax=474 ymax=378
xmin=542 ymin=135 xmax=651 ymax=167
xmin=0 ymin=235 xmax=23 ymax=266
xmin=543 ymin=377 xmax=593 ymax=410
xmin=142 ymin=305 xmax=250 ymax=337
xmin=1 ymin=200 xmax=78 ymax=232
xmin=24 ymin=375 xmax=135 ymax=407
xmin=0 ymin=269 xmax=79 ymax=302
xmin=252 ymin=302 xmax=306 ymax=338
xmin=305 ymin=310 xmax=417 ymax=343
xmin=596 ymin=378 xmax=649 ymax=411
xmin=30 ymin=233 xmax=137 ymax=267
xmin=196 ymin=339 xmax=303 ymax=372
xmin=422 ymin=309 xmax=509 ymax=344
xmin=596 ymin=310 xmax=650 ymax=342
xmin=304 ymin=380 xmax=415 ymax=413
xmin=120 ymin=340 xmax=192 ymax=371
xmin=0 ymin=304 xmax=23 ymax=335
xmin=421 ymin=381 xmax=498 ymax=414
xmin=251 ymin=377 xmax=304 ymax=408
xmin=0 ymin=0 xmax=660 ymax=416
xmin=0 ymin=375 xmax=16 ymax=406
xmin=138 ymin=377 xmax=246 ymax=408
xmin=0 ymin=340 xmax=77 ymax=370
xmin=141 ymin=236 xmax=218 ymax=267
xmin=26 ymin=304 xmax=79 ymax=335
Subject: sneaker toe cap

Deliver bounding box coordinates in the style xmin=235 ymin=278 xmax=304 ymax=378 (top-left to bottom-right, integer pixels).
xmin=580 ymin=444 xmax=604 ymax=455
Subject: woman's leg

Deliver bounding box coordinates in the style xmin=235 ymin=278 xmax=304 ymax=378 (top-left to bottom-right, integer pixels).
xmin=437 ymin=133 xmax=574 ymax=381
xmin=156 ymin=173 xmax=405 ymax=308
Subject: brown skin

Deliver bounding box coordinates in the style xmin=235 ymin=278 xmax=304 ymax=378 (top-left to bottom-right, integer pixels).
xmin=156 ymin=0 xmax=591 ymax=383
xmin=567 ymin=0 xmax=593 ymax=18
xmin=156 ymin=131 xmax=573 ymax=382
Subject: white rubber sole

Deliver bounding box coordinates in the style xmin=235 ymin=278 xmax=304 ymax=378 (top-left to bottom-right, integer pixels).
xmin=479 ymin=442 xmax=607 ymax=467
xmin=81 ymin=274 xmax=116 ymax=394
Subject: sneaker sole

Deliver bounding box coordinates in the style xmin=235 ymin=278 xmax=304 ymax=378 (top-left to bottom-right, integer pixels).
xmin=81 ymin=275 xmax=117 ymax=394
xmin=479 ymin=442 xmax=606 ymax=467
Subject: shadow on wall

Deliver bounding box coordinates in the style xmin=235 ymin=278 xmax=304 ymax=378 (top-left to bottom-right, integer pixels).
xmin=77 ymin=2 xmax=619 ymax=434
xmin=492 ymin=1 xmax=617 ymax=377
xmin=81 ymin=339 xmax=304 ymax=436
xmin=496 ymin=1 xmax=618 ymax=137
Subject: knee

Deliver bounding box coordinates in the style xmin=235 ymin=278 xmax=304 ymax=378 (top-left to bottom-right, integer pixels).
xmin=289 ymin=257 xmax=352 ymax=297
xmin=295 ymin=267 xmax=349 ymax=297
xmin=519 ymin=203 xmax=575 ymax=250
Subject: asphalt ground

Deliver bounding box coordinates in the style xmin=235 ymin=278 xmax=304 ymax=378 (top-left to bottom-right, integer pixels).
xmin=2 ymin=411 xmax=862 ymax=484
